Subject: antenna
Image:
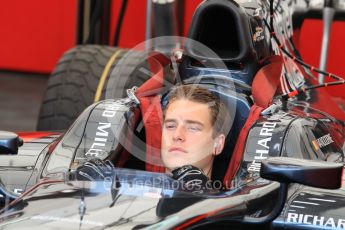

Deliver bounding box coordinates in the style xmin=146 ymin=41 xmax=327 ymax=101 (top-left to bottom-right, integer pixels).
xmin=79 ymin=188 xmax=86 ymax=230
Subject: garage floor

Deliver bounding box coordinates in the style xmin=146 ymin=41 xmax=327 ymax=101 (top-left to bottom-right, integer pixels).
xmin=0 ymin=71 xmax=48 ymax=132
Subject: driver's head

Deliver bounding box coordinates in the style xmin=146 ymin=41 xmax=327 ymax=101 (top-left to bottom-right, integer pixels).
xmin=161 ymin=85 xmax=230 ymax=178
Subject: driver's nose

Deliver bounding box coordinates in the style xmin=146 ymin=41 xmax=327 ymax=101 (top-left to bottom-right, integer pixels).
xmin=172 ymin=125 xmax=185 ymax=142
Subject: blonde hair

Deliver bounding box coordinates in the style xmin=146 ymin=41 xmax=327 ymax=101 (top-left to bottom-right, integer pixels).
xmin=165 ymin=85 xmax=230 ymax=137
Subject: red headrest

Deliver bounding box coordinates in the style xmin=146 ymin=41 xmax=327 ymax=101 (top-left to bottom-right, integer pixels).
xmin=252 ymin=55 xmax=283 ymax=108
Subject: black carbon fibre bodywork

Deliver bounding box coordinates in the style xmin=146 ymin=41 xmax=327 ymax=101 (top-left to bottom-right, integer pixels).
xmin=0 ymin=97 xmax=343 ymax=229
xmin=0 ymin=134 xmax=60 ymax=197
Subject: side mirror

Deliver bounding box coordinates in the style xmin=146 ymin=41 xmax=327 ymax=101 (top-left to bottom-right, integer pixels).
xmin=260 ymin=157 xmax=343 ymax=189
xmin=0 ymin=131 xmax=23 ymax=155
xmin=244 ymin=157 xmax=343 ymax=225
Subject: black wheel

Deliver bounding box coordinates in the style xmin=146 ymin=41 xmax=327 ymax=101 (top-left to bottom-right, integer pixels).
xmin=37 ymin=45 xmax=149 ymax=131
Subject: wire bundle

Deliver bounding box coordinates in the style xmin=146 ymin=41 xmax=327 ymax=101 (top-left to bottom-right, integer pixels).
xmin=266 ymin=0 xmax=345 ymax=99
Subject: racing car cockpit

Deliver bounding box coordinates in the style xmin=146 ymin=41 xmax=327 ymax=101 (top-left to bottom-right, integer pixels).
xmin=39 ymin=72 xmax=253 ymax=191
xmin=38 ymin=0 xmax=343 ymax=192
xmin=37 ymin=0 xmax=263 ymax=190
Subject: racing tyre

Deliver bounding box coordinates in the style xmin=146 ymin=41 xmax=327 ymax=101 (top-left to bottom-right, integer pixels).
xmin=37 ymin=45 xmax=149 ymax=131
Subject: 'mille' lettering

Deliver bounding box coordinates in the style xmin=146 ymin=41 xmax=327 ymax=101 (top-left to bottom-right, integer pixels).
xmin=96 ymin=123 xmax=111 ymax=136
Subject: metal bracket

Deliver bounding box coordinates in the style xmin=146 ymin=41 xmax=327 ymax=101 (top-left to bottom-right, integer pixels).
xmin=261 ymin=102 xmax=281 ymax=115
xmin=126 ymin=86 xmax=140 ymax=105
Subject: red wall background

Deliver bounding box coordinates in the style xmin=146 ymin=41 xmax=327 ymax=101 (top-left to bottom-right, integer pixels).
xmin=0 ymin=0 xmax=77 ymax=73
xmin=0 ymin=0 xmax=202 ymax=73
xmin=300 ymin=20 xmax=345 ymax=78
xmin=299 ymin=19 xmax=345 ymax=98
xmin=0 ymin=0 xmax=343 ymax=98
xmin=108 ymin=0 xmax=202 ymax=48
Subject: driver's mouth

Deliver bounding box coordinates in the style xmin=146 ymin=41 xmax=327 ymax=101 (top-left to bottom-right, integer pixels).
xmin=168 ymin=147 xmax=188 ymax=153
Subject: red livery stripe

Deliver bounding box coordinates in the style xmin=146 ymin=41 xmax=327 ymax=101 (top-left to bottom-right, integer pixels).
xmin=17 ymin=132 xmax=59 ymax=142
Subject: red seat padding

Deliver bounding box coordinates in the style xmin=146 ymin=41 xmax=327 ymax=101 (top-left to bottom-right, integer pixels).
xmin=223 ymin=105 xmax=263 ymax=189
xmin=252 ymin=55 xmax=283 ymax=108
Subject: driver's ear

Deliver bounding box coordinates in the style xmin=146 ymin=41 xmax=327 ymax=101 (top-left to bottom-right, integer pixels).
xmin=214 ymin=134 xmax=225 ymax=156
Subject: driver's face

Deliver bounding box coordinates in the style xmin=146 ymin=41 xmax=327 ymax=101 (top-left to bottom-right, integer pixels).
xmin=161 ymin=99 xmax=218 ymax=174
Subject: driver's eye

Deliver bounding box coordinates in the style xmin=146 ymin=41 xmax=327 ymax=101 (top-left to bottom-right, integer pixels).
xmin=187 ymin=125 xmax=201 ymax=132
xmin=165 ymin=122 xmax=176 ymax=130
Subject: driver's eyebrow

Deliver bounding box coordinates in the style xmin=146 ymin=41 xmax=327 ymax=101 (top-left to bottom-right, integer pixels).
xmin=164 ymin=119 xmax=204 ymax=127
xmin=164 ymin=118 xmax=177 ymax=123
xmin=184 ymin=120 xmax=204 ymax=127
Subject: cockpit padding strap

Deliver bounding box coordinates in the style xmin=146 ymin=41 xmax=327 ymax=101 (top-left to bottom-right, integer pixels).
xmin=223 ymin=105 xmax=263 ymax=189
xmin=136 ymin=51 xmax=170 ymax=172
xmin=136 ymin=51 xmax=171 ymax=96
xmin=140 ymin=96 xmax=165 ymax=172
xmin=223 ymin=56 xmax=282 ymax=188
